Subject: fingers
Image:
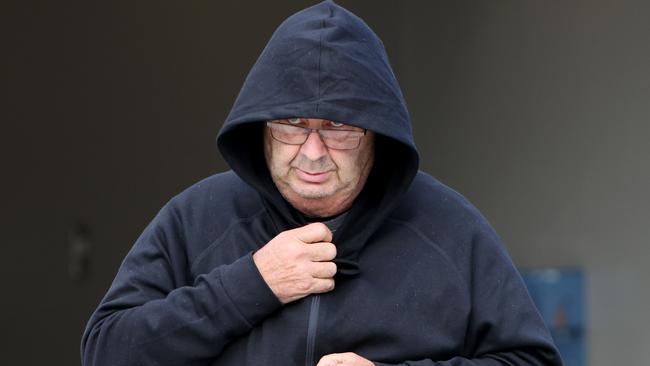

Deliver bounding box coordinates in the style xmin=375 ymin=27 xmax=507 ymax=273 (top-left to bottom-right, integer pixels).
xmin=253 ymin=223 xmax=337 ymax=304
xmin=311 ymin=278 xmax=335 ymax=294
xmin=306 ymin=242 xmax=337 ymax=262
xmin=310 ymin=261 xmax=337 ymax=279
xmin=291 ymin=222 xmax=333 ymax=243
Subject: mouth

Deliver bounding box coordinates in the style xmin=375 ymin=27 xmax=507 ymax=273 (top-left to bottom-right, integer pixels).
xmin=294 ymin=168 xmax=332 ymax=183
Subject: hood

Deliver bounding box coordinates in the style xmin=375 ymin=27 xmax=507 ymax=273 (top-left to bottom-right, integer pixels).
xmin=217 ymin=0 xmax=419 ymax=276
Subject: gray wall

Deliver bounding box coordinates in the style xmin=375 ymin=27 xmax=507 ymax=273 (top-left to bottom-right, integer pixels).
xmin=398 ymin=1 xmax=650 ymax=365
xmin=3 ymin=1 xmax=648 ymax=365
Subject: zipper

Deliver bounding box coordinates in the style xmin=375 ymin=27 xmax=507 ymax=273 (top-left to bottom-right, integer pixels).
xmin=305 ymin=217 xmax=338 ymax=365
xmin=305 ymin=295 xmax=321 ymax=366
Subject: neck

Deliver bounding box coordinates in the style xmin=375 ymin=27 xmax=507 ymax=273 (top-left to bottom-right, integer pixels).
xmin=291 ymin=194 xmax=354 ymax=218
xmin=302 ymin=210 xmax=347 ymax=222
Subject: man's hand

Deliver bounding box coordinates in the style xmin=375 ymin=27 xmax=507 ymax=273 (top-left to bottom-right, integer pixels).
xmin=253 ymin=223 xmax=337 ymax=304
xmin=317 ymin=353 xmax=374 ymax=366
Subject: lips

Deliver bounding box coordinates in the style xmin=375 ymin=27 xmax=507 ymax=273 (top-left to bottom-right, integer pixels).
xmin=295 ymin=169 xmax=331 ymax=183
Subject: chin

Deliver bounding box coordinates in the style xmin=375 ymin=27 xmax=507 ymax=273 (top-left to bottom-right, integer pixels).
xmin=283 ymin=182 xmax=356 ymax=218
xmin=291 ymin=186 xmax=337 ymax=200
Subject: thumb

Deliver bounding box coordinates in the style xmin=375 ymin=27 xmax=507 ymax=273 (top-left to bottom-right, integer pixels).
xmin=291 ymin=222 xmax=332 ymax=243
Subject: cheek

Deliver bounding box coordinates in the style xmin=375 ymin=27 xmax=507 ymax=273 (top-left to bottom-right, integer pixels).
xmin=331 ymin=152 xmax=363 ymax=181
xmin=339 ymin=140 xmax=374 ymax=183
xmin=268 ymin=143 xmax=298 ymax=176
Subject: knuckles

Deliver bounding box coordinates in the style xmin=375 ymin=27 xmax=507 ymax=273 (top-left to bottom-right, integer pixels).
xmin=326 ymin=279 xmax=336 ymax=291
xmin=295 ymin=279 xmax=315 ymax=294
xmin=329 ymin=262 xmax=338 ymax=276
xmin=324 ymin=242 xmax=337 ymax=259
xmin=307 ymin=222 xmax=333 ymax=241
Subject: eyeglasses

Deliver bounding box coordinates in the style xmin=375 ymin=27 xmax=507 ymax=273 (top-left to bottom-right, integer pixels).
xmin=266 ymin=120 xmax=367 ymax=150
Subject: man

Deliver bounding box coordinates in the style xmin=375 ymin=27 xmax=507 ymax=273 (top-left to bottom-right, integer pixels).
xmin=82 ymin=1 xmax=563 ymax=365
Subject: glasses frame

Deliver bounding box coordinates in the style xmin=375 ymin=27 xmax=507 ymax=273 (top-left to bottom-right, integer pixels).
xmin=266 ymin=120 xmax=367 ymax=150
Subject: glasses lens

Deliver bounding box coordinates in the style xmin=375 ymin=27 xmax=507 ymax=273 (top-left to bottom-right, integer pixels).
xmin=268 ymin=123 xmax=308 ymax=144
xmin=267 ymin=121 xmax=364 ymax=150
xmin=319 ymin=130 xmax=363 ymax=149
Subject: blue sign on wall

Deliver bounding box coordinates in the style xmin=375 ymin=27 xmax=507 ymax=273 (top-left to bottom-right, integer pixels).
xmin=521 ymin=269 xmax=586 ymax=366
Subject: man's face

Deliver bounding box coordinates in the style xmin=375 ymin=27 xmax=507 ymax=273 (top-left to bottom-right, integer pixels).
xmin=264 ymin=118 xmax=375 ymax=218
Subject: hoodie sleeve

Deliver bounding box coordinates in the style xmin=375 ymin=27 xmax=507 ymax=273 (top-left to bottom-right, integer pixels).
xmin=373 ymin=221 xmax=563 ymax=366
xmin=80 ymin=199 xmax=282 ymax=366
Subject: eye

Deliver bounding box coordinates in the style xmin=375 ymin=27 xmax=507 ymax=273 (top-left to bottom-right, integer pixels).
xmin=287 ymin=118 xmax=301 ymax=124
xmin=329 ymin=121 xmax=345 ymax=127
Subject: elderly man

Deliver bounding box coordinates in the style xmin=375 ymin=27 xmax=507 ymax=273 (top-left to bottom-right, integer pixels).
xmin=82 ymin=1 xmax=562 ymax=365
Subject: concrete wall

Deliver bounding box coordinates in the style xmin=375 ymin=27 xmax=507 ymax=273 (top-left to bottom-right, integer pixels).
xmin=398 ymin=1 xmax=650 ymax=365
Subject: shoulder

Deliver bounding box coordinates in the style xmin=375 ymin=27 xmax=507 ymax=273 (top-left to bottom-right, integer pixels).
xmin=387 ymin=172 xmax=510 ymax=282
xmin=392 ymin=171 xmax=486 ymax=228
xmin=171 ymin=171 xmax=262 ymax=212
xmin=389 ymin=171 xmax=503 ymax=257
xmin=146 ymin=171 xmax=268 ymax=261
xmin=163 ymin=171 xmax=266 ymax=231
xmin=175 ymin=170 xmax=255 ymax=200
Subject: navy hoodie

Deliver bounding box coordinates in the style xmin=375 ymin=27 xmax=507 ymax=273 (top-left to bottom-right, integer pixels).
xmin=81 ymin=1 xmax=563 ymax=365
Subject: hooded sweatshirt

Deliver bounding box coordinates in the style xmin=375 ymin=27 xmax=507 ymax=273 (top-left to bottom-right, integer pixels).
xmin=81 ymin=1 xmax=563 ymax=365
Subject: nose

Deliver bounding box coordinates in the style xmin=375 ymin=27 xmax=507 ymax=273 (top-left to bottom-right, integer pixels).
xmin=299 ymin=130 xmax=329 ymax=160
